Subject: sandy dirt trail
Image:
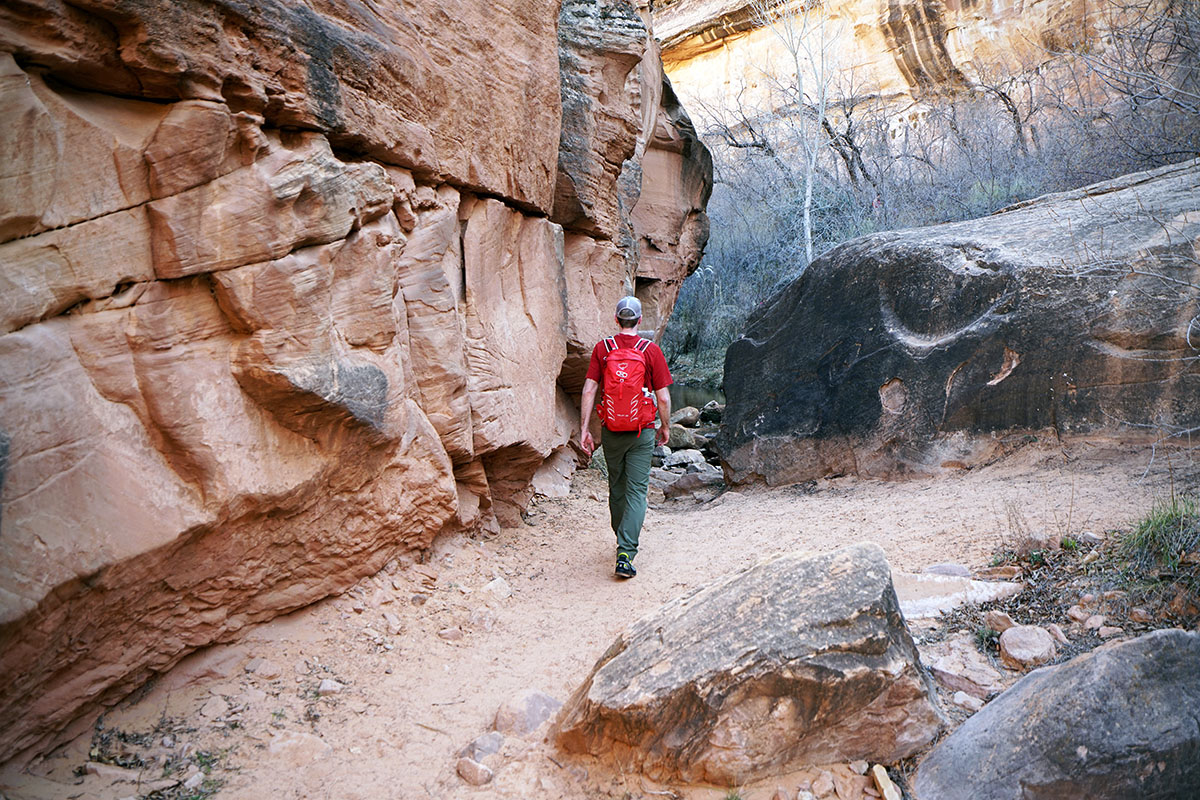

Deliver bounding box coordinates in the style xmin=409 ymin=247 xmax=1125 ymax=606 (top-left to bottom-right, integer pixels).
xmin=7 ymin=442 xmax=1194 ymax=800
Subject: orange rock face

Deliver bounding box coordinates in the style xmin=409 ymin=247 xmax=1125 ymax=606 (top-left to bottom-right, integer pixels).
xmin=0 ymin=0 xmax=711 ymax=763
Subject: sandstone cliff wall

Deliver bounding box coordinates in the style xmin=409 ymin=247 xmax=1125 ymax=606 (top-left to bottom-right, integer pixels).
xmin=655 ymin=0 xmax=1099 ymax=121
xmin=0 ymin=0 xmax=711 ymax=763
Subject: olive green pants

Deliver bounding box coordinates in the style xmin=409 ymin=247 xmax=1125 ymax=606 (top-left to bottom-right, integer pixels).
xmin=601 ymin=426 xmax=655 ymax=561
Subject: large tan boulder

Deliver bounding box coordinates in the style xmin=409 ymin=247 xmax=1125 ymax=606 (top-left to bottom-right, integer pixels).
xmin=0 ymin=1 xmax=712 ymax=766
xmin=554 ymin=543 xmax=945 ymax=785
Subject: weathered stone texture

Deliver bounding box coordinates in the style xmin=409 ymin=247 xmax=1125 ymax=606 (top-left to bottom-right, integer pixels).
xmin=557 ymin=1 xmax=712 ymax=341
xmin=629 ymin=77 xmax=712 ymax=335
xmin=0 ymin=0 xmax=712 ymax=765
xmin=656 ymin=0 xmax=1099 ymax=117
xmin=717 ymin=160 xmax=1200 ymax=485
xmin=915 ymin=629 xmax=1200 ymax=800
xmin=0 ymin=0 xmax=563 ymax=211
xmin=555 ymin=543 xmax=944 ymax=785
xmin=555 ymin=0 xmax=648 ymax=239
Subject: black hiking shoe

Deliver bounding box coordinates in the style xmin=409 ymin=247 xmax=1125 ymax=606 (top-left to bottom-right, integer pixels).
xmin=615 ymin=553 xmax=636 ymax=579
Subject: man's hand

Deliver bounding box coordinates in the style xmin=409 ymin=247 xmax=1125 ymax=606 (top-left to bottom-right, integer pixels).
xmin=580 ymin=378 xmax=599 ymax=456
xmin=655 ymin=424 xmax=669 ymax=447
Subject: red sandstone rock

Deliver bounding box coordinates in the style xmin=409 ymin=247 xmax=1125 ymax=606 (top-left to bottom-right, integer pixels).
xmin=555 ymin=544 xmax=943 ymax=784
xmin=1 ymin=0 xmax=563 ymax=211
xmin=0 ymin=1 xmax=712 ymax=766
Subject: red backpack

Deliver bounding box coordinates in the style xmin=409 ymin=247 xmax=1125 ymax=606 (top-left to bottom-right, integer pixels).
xmin=597 ymin=337 xmax=657 ymax=431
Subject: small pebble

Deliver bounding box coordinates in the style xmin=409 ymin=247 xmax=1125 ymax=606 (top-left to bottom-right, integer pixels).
xmin=983 ymin=610 xmax=1015 ymax=633
xmin=952 ymin=691 xmax=985 ymax=712
xmin=456 ymin=757 xmax=494 ymax=786
xmin=253 ymin=659 xmax=282 ymax=679
xmin=1045 ymin=623 xmax=1069 ymax=645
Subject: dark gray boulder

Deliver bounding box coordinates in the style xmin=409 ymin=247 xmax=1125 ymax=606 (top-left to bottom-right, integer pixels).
xmin=700 ymin=400 xmax=724 ymax=423
xmin=716 ymin=160 xmax=1200 ymax=485
xmin=554 ymin=542 xmax=945 ymax=785
xmin=915 ymin=628 xmax=1200 ymax=800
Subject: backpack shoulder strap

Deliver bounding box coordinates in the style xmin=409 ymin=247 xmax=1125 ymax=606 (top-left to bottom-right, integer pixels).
xmin=634 ymin=337 xmax=651 ymax=353
xmin=603 ymin=337 xmax=616 ymax=353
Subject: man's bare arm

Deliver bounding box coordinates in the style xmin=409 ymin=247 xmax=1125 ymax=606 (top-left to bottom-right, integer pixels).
xmin=580 ymin=378 xmax=599 ymax=454
xmin=655 ymin=387 xmax=671 ymax=446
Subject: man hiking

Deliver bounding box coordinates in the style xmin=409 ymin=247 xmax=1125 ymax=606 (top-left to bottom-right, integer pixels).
xmin=579 ymin=296 xmax=672 ymax=579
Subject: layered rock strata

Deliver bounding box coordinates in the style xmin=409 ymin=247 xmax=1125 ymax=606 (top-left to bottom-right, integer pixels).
xmin=717 ymin=159 xmax=1200 ymax=485
xmin=654 ymin=0 xmax=1102 ymax=119
xmin=0 ymin=0 xmax=710 ymax=764
xmin=555 ymin=543 xmax=944 ymax=784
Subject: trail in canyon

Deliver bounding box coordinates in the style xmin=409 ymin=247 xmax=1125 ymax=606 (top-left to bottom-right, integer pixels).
xmin=5 ymin=442 xmax=1191 ymax=800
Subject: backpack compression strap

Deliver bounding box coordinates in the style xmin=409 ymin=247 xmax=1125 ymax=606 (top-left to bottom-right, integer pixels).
xmin=603 ymin=336 xmax=650 ymax=353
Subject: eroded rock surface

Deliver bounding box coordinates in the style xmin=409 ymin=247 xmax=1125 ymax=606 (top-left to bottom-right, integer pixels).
xmin=656 ymin=0 xmax=1101 ymax=117
xmin=915 ymin=629 xmax=1200 ymax=800
xmin=0 ymin=1 xmax=711 ymax=764
xmin=718 ymin=160 xmax=1200 ymax=485
xmin=554 ymin=543 xmax=944 ymax=785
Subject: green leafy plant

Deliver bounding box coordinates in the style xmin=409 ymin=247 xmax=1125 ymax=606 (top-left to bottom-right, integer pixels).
xmin=193 ymin=750 xmax=219 ymax=773
xmin=1061 ymin=537 xmax=1079 ymax=553
xmin=990 ymin=550 xmax=1017 ymax=567
xmin=975 ymin=626 xmax=1000 ymax=651
xmin=1120 ymin=495 xmax=1200 ymax=572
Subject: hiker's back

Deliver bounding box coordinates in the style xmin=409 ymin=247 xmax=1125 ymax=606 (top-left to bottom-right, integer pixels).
xmin=598 ymin=337 xmax=655 ymax=431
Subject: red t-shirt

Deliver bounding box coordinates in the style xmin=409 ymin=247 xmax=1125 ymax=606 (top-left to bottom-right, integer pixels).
xmin=585 ymin=332 xmax=673 ymax=393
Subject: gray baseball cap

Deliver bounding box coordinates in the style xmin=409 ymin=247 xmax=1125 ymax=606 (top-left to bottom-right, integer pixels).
xmin=615 ymin=295 xmax=642 ymax=320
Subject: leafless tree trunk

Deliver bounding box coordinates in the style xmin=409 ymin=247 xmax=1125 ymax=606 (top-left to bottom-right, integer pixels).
xmin=751 ymin=0 xmax=842 ymax=267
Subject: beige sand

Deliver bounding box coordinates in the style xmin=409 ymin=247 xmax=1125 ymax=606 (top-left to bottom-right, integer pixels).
xmin=7 ymin=441 xmax=1193 ymax=800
